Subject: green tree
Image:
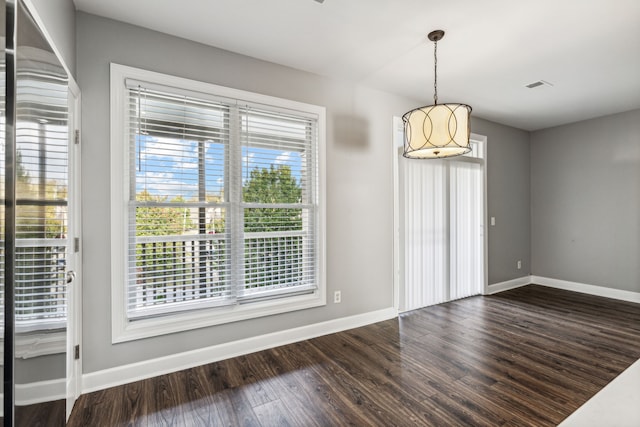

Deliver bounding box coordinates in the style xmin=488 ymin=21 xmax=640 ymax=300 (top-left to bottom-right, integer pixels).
xmin=135 ymin=190 xmax=194 ymax=236
xmin=134 ymin=191 xmax=197 ymax=292
xmin=242 ymin=166 xmax=303 ymax=288
xmin=243 ymin=165 xmax=302 ymax=232
xmin=13 ymin=150 xmax=68 ymax=239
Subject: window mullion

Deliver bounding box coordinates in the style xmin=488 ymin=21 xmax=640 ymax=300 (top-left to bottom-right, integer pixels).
xmin=302 ymin=120 xmax=314 ymax=289
xmin=197 ymin=139 xmax=207 ymax=296
xmin=229 ymin=106 xmax=243 ymax=300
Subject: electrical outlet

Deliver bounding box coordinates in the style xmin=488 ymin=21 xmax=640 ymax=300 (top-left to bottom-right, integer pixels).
xmin=334 ymin=291 xmax=341 ymax=304
xmin=517 ymin=260 xmax=522 ymax=269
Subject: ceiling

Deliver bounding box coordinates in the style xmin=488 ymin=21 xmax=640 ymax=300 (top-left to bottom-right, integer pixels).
xmin=73 ymin=0 xmax=640 ymax=131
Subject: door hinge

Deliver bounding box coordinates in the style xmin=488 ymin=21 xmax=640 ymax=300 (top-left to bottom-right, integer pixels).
xmin=74 ymin=345 xmax=80 ymax=360
xmin=74 ymin=237 xmax=80 ymax=253
xmin=74 ymin=129 xmax=80 ymax=145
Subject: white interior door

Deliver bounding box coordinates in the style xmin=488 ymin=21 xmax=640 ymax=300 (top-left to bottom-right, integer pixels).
xmin=65 ymin=83 xmax=81 ymax=421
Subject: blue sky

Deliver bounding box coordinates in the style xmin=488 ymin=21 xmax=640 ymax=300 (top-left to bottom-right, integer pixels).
xmin=135 ymin=134 xmax=303 ymax=201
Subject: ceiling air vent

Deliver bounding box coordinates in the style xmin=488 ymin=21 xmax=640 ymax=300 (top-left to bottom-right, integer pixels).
xmin=526 ymin=80 xmax=554 ymax=89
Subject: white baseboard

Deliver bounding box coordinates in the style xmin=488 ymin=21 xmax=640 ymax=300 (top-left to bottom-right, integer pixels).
xmin=0 ymin=377 xmax=66 ymax=415
xmin=82 ymin=307 xmax=398 ymax=394
xmin=487 ymin=276 xmax=531 ymax=294
xmin=16 ymin=378 xmax=66 ymax=406
xmin=531 ymin=276 xmax=640 ymax=304
xmin=488 ymin=275 xmax=640 ymax=304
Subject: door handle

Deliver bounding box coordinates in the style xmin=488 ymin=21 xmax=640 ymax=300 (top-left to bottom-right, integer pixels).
xmin=66 ymin=270 xmax=76 ymax=284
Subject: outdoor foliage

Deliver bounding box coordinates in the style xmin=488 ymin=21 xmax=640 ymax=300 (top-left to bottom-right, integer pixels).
xmin=11 ymin=150 xmax=68 ymax=239
xmin=242 ymin=165 xmax=304 ymax=288
xmin=135 ymin=190 xmax=194 ymax=236
xmin=243 ymin=165 xmax=302 ymax=232
xmin=132 ymin=164 xmax=304 ymax=303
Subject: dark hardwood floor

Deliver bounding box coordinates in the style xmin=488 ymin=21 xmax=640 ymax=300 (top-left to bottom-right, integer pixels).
xmin=15 ymin=400 xmax=66 ymax=427
xmin=67 ymin=285 xmax=640 ymax=426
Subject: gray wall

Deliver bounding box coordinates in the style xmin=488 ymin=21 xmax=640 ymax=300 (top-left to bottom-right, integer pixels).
xmin=15 ymin=354 xmax=65 ymax=383
xmin=473 ymin=119 xmax=531 ymax=284
xmin=77 ymin=12 xmax=531 ymax=373
xmin=531 ymin=109 xmax=640 ymax=293
xmin=77 ymin=12 xmax=409 ymax=373
xmin=29 ymin=0 xmax=76 ymax=76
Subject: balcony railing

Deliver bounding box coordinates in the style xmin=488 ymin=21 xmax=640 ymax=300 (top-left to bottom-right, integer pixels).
xmin=127 ymin=232 xmax=310 ymax=318
xmin=0 ymin=238 xmax=67 ymax=332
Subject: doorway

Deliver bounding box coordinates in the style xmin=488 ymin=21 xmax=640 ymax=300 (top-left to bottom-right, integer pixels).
xmin=393 ymin=117 xmax=487 ymax=312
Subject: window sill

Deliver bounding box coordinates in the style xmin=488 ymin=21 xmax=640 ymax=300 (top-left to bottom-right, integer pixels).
xmin=112 ymin=290 xmax=325 ymax=343
xmin=0 ymin=330 xmax=66 ymax=361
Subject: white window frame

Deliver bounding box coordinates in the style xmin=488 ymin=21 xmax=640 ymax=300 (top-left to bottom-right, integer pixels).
xmin=110 ymin=64 xmax=326 ymax=343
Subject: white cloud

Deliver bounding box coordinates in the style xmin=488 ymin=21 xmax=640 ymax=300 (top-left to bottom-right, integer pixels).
xmin=241 ymin=152 xmax=256 ymax=163
xmin=138 ymin=171 xmax=198 ymax=196
xmin=140 ymin=136 xmax=197 ymax=161
xmin=274 ymin=152 xmax=291 ymax=165
xmin=175 ymin=160 xmax=198 ymax=170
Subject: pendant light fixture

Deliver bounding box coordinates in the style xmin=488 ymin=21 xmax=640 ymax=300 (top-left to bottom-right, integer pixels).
xmin=403 ymin=30 xmax=472 ymax=159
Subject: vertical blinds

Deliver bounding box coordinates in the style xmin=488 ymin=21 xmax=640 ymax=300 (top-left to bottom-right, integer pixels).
xmin=401 ymin=161 xmax=448 ymax=309
xmin=126 ymin=81 xmax=318 ymax=319
xmin=449 ymin=161 xmax=484 ymax=301
xmin=401 ymin=156 xmax=484 ymax=312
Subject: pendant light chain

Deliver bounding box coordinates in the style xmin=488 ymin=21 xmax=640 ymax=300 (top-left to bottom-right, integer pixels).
xmin=433 ymin=38 xmax=438 ymax=105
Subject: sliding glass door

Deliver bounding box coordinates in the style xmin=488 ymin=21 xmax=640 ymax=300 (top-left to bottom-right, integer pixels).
xmin=398 ymin=138 xmax=486 ymax=312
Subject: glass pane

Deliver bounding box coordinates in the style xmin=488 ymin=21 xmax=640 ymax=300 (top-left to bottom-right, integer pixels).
xmin=127 ymin=88 xmax=232 ymax=318
xmin=131 ymin=87 xmax=228 ymax=203
xmin=12 ymin=1 xmax=69 ymax=424
xmin=243 ymin=235 xmax=305 ymax=290
xmin=15 ymin=34 xmax=68 ymax=331
xmin=241 ymin=108 xmax=310 ymax=204
xmin=127 ymin=233 xmax=231 ymax=318
xmin=244 ymin=207 xmax=303 ymax=232
xmin=135 ymin=136 xmax=226 ymax=203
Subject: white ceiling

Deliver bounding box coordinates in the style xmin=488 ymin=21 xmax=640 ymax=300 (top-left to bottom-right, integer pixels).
xmin=73 ymin=0 xmax=640 ymax=131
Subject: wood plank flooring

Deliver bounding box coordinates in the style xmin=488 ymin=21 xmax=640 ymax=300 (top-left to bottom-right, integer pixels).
xmin=67 ymin=285 xmax=640 ymax=426
xmin=15 ymin=400 xmax=66 ymax=427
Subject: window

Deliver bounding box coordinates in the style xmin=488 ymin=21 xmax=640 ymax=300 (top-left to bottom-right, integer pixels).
xmin=110 ymin=64 xmax=326 ymax=342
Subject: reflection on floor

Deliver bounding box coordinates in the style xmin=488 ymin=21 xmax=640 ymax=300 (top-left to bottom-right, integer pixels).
xmin=15 ymin=399 xmax=65 ymax=427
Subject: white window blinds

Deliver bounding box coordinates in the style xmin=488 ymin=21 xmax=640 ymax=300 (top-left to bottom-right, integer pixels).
xmin=240 ymin=107 xmax=318 ymax=299
xmin=125 ymin=81 xmax=319 ymax=320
